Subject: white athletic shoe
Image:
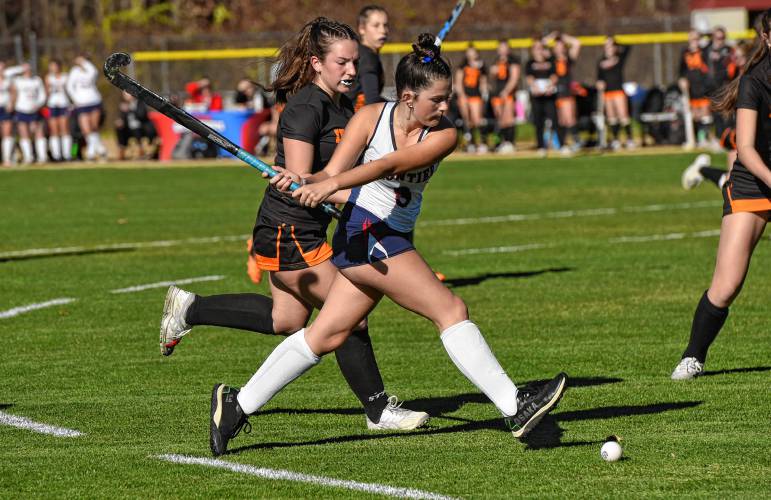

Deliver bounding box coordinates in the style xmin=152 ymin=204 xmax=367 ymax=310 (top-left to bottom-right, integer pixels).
xmin=366 ymin=396 xmax=429 ymax=430
xmin=159 ymin=285 xmax=196 ymax=356
xmin=681 ymin=153 xmax=710 ymax=190
xmin=671 ymin=357 xmax=704 ymax=380
xmin=559 ymin=145 xmax=573 ymax=157
xmin=476 ymin=144 xmax=489 ymax=154
xmin=465 ymin=144 xmax=477 ymax=154
xmin=536 ymin=148 xmax=547 ymax=158
xmin=497 ymin=141 xmax=515 ymax=154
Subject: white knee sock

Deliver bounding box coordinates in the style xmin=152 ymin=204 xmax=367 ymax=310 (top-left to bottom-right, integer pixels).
xmin=35 ymin=137 xmax=47 ymax=163
xmin=237 ymin=329 xmax=321 ymax=415
xmin=91 ymin=132 xmax=106 ymax=155
xmin=2 ymin=137 xmax=14 ymax=163
xmin=61 ymin=135 xmax=72 ymax=160
xmin=85 ymin=133 xmax=95 ymax=159
xmin=440 ymin=320 xmax=519 ymax=416
xmin=49 ymin=136 xmax=61 ymax=160
xmin=19 ymin=138 xmax=33 ymax=163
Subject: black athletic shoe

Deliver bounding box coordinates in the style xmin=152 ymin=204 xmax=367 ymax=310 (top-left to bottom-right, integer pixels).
xmin=209 ymin=383 xmax=251 ymax=456
xmin=504 ymin=372 xmax=567 ymax=438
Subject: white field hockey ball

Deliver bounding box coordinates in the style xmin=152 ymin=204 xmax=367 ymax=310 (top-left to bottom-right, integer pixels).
xmin=601 ymin=440 xmax=623 ymax=462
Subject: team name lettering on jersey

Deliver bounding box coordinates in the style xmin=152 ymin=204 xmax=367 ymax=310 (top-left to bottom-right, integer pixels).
xmin=385 ymin=164 xmax=437 ymax=184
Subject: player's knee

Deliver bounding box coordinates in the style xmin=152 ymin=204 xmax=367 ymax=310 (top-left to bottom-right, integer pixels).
xmin=437 ymin=295 xmax=469 ymax=331
xmin=272 ymin=318 xmax=306 ymax=336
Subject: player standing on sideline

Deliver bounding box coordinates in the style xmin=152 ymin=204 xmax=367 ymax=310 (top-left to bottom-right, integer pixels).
xmin=346 ymin=5 xmax=389 ymax=111
xmin=207 ymin=34 xmax=568 ymax=456
xmin=66 ymin=54 xmax=106 ymax=161
xmin=10 ymin=63 xmax=47 ymax=164
xmin=544 ymin=31 xmax=581 ymax=155
xmin=671 ymin=9 xmax=771 ymax=380
xmin=0 ymin=61 xmax=23 ymax=167
xmin=681 ymin=41 xmax=749 ymax=191
xmin=45 ymin=59 xmax=72 ymax=162
xmin=455 ymin=44 xmax=488 ymax=153
xmin=490 ymin=40 xmax=519 ymax=154
xmin=597 ymin=36 xmax=633 ymax=150
xmin=526 ymin=37 xmax=557 ymax=157
xmin=679 ymin=29 xmax=713 ymax=148
xmin=160 ymin=18 xmax=428 ymax=432
xmin=705 ymin=26 xmax=737 ymax=148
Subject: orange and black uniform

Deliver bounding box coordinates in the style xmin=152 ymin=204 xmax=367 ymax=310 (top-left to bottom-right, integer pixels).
xmin=461 ymin=60 xmax=486 ymax=103
xmin=597 ymin=45 xmax=630 ymax=100
xmin=252 ymin=83 xmax=353 ymax=271
xmin=679 ymin=47 xmax=710 ymax=106
xmin=491 ymin=54 xmax=519 ymax=106
xmin=554 ymin=55 xmax=575 ymax=102
xmin=722 ymin=55 xmax=771 ymax=217
xmin=345 ymin=44 xmax=384 ymax=112
xmin=706 ymin=43 xmax=737 ymax=137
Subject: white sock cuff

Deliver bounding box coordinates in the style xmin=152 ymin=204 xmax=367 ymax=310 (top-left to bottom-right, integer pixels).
xmin=289 ymin=329 xmax=321 ymax=363
xmin=440 ymin=320 xmax=475 ymax=341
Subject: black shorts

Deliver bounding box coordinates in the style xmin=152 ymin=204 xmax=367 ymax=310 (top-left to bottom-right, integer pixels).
xmin=722 ymin=165 xmax=771 ymax=218
xmin=251 ymin=188 xmax=333 ymax=271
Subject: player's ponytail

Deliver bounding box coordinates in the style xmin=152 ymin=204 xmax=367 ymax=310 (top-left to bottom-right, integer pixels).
xmin=712 ymin=8 xmax=770 ymax=116
xmin=269 ymin=17 xmax=358 ymax=103
xmin=395 ymin=33 xmax=452 ymax=97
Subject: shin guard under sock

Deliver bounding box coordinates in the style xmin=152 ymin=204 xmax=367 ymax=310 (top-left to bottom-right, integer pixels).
xmin=186 ymin=293 xmax=275 ymax=334
xmin=334 ymin=327 xmax=389 ymax=422
xmin=682 ymin=291 xmax=729 ymax=363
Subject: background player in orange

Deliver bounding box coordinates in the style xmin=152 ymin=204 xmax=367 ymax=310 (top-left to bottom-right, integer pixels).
xmin=455 ymin=44 xmax=488 ymax=153
xmin=597 ymin=36 xmax=633 ymax=150
xmin=679 ymin=29 xmax=712 ymax=148
xmin=544 ymin=31 xmax=581 ymax=154
xmin=345 ymin=5 xmax=389 ymax=111
xmin=489 ymin=39 xmax=519 ymax=154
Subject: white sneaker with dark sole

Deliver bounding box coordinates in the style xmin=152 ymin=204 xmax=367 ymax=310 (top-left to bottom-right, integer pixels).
xmin=159 ymin=285 xmax=195 ymax=356
xmin=671 ymin=357 xmax=704 ymax=380
xmin=366 ymin=396 xmax=429 ymax=430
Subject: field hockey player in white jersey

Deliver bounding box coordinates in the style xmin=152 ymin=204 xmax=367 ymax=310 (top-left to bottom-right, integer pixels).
xmin=66 ymin=54 xmax=106 ymax=160
xmin=208 ymin=33 xmax=568 ymax=456
xmin=0 ymin=61 xmax=23 ymax=167
xmin=45 ymin=59 xmax=72 ymax=162
xmin=11 ymin=62 xmax=47 ymax=164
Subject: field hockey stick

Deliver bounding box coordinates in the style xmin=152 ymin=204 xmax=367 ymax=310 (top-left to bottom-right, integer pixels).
xmin=103 ymin=52 xmax=342 ymax=219
xmin=680 ymin=85 xmax=696 ymax=150
xmin=435 ymin=0 xmax=475 ymax=46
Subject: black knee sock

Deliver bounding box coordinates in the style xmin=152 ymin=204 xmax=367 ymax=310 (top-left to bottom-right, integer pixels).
xmin=682 ymin=291 xmax=729 ymax=363
xmin=501 ymin=126 xmax=514 ymax=144
xmin=611 ymin=123 xmax=620 ymax=140
xmin=699 ymin=166 xmax=726 ymax=187
xmin=556 ymin=125 xmax=567 ymax=148
xmin=334 ymin=327 xmax=389 ymax=423
xmin=471 ymin=127 xmax=481 ymax=146
xmin=185 ymin=293 xmax=275 ymax=334
xmin=623 ymin=123 xmax=633 ymax=140
xmin=570 ymin=125 xmax=580 ymax=145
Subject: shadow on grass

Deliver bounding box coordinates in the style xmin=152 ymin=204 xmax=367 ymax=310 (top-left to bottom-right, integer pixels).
xmin=228 ymin=378 xmax=700 ymax=455
xmin=0 ymin=247 xmax=132 ymax=262
xmin=0 ymin=403 xmax=13 ymax=410
xmin=700 ymin=366 xmax=771 ymax=377
xmin=443 ymin=267 xmax=574 ymax=289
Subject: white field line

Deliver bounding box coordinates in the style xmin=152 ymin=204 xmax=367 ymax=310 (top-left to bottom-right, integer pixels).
xmin=419 ymin=200 xmax=720 ymax=227
xmin=155 ymin=454 xmax=459 ymax=500
xmin=0 ymin=298 xmax=76 ymax=319
xmin=443 ymin=229 xmax=723 ymax=256
xmin=0 ymin=234 xmax=250 ymax=260
xmin=0 ymin=411 xmax=83 ymax=437
xmin=110 ymin=275 xmax=225 ymax=294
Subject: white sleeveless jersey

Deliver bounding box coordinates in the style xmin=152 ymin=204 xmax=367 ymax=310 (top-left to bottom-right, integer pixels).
xmin=0 ymin=66 xmax=24 ymax=108
xmin=12 ymin=75 xmax=46 ymax=113
xmin=66 ymin=60 xmax=101 ymax=107
xmin=351 ymin=102 xmax=439 ymax=232
xmin=46 ymin=73 xmax=70 ymax=108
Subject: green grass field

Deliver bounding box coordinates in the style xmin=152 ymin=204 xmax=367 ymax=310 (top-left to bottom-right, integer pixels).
xmin=2 ymin=153 xmax=769 ymax=499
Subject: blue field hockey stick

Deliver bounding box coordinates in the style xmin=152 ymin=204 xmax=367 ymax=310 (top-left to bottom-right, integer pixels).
xmin=435 ymin=0 xmax=475 ymax=46
xmin=103 ymin=52 xmax=342 ymax=219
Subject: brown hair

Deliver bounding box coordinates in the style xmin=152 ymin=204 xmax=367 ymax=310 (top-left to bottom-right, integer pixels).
xmin=268 ymin=17 xmax=358 ymax=103
xmin=358 ymin=5 xmax=387 ymax=28
xmin=712 ymin=9 xmax=770 ymax=116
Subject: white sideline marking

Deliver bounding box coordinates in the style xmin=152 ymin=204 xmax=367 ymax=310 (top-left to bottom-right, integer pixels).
xmin=0 ymin=234 xmax=250 ymax=260
xmin=0 ymin=411 xmax=83 ymax=437
xmin=110 ymin=275 xmax=225 ymax=294
xmin=444 ymin=229 xmax=722 ymax=256
xmin=419 ymin=200 xmax=720 ymax=227
xmin=0 ymin=298 xmax=76 ymax=319
xmin=155 ymin=454 xmax=459 ymax=500
xmin=444 ymin=243 xmax=550 ymax=256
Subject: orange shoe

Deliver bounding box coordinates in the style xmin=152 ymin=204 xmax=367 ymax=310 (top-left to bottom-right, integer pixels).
xmin=246 ymin=238 xmax=262 ymax=284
